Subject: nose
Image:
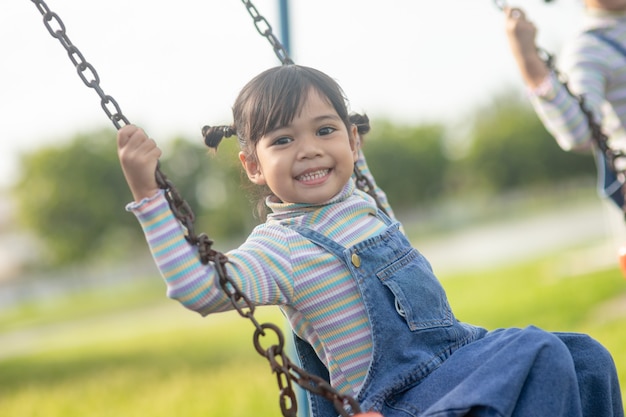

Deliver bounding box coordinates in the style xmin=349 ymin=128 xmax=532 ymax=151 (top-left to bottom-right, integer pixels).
xmin=296 ymin=134 xmax=322 ymax=159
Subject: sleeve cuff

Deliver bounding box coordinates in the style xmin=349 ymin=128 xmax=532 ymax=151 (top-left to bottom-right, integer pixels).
xmin=125 ymin=189 xmax=167 ymax=213
xmin=528 ymin=72 xmax=558 ymax=101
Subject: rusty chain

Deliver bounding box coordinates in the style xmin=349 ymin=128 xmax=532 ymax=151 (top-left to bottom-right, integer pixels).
xmin=353 ymin=166 xmax=389 ymax=217
xmin=30 ymin=0 xmax=130 ymax=130
xmin=494 ymin=0 xmax=626 ymax=216
xmin=29 ymin=0 xmax=361 ymax=415
xmin=240 ymin=0 xmax=388 ymax=216
xmin=241 ymin=0 xmax=294 ymax=65
xmin=544 ymin=58 xmax=626 ymax=216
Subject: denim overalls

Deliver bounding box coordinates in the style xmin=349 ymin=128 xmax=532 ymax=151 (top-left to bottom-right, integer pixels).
xmin=292 ymin=211 xmax=623 ymax=417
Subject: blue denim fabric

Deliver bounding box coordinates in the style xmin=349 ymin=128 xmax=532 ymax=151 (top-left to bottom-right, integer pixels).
xmin=292 ymin=210 xmax=623 ymax=417
xmin=594 ymin=148 xmax=625 ymax=209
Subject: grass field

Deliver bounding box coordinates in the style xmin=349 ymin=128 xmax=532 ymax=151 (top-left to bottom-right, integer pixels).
xmin=1 ymin=246 xmax=625 ymax=417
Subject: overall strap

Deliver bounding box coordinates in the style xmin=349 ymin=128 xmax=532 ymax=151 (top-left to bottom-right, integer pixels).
xmin=288 ymin=208 xmax=395 ymax=417
xmin=587 ymin=29 xmax=626 ymax=57
xmin=594 ymin=147 xmax=625 ymax=208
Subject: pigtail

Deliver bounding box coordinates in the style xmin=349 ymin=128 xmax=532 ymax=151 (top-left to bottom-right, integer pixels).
xmin=202 ymin=125 xmax=236 ymax=150
xmin=350 ymin=113 xmax=370 ymax=145
xmin=350 ymin=113 xmax=370 ymax=135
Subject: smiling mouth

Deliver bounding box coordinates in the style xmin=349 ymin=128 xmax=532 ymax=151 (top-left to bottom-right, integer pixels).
xmin=296 ymin=169 xmax=330 ymax=182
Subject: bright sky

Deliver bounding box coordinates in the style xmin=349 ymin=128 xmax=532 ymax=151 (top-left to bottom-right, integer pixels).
xmin=1 ymin=0 xmax=584 ymax=188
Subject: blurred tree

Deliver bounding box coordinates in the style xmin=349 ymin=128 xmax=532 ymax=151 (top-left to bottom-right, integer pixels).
xmin=363 ymin=120 xmax=449 ymax=210
xmin=159 ymin=137 xmax=259 ymax=242
xmin=461 ymin=90 xmax=595 ymax=192
xmin=12 ymin=129 xmax=141 ymax=266
xmin=11 ymin=129 xmax=258 ymax=268
xmin=11 ymin=91 xmax=600 ymax=268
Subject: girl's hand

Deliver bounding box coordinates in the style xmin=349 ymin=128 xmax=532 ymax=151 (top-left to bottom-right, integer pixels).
xmin=503 ymin=7 xmax=549 ymax=89
xmin=117 ymin=124 xmax=162 ymax=202
xmin=504 ymin=7 xmax=538 ymax=59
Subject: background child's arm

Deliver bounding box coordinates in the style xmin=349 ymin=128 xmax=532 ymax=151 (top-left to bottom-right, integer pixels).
xmin=504 ymin=7 xmax=550 ymax=90
xmin=354 ymin=136 xmax=396 ymax=220
xmin=503 ymin=7 xmax=600 ymax=152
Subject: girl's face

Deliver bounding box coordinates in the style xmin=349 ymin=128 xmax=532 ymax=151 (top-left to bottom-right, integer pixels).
xmin=239 ymin=88 xmax=358 ymax=205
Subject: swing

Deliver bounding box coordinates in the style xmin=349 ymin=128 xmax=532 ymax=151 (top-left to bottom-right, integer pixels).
xmin=28 ymin=0 xmax=366 ymax=415
xmin=494 ymin=0 xmax=626 ymax=278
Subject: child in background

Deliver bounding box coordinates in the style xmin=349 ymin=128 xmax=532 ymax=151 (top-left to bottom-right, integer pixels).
xmin=503 ymin=1 xmax=626 ymax=210
xmin=117 ymin=64 xmax=623 ymax=416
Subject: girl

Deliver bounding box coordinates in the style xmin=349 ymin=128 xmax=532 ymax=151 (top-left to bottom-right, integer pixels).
xmin=117 ymin=64 xmax=623 ymax=416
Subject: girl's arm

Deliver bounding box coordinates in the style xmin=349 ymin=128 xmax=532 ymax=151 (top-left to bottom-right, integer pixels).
xmin=350 ymin=114 xmax=396 ymax=218
xmin=118 ymin=126 xmax=293 ymax=316
xmin=504 ymin=8 xmax=604 ymax=152
xmin=504 ymin=7 xmax=550 ymax=90
xmin=127 ymin=191 xmax=294 ymax=315
xmin=526 ymin=69 xmax=601 ymax=152
xmin=526 ymin=29 xmax=611 ymax=153
xmin=353 ymin=135 xmax=396 ymax=219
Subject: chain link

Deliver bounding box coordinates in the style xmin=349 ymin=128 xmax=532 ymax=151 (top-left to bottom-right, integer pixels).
xmin=493 ymin=0 xmax=626 ymax=216
xmin=353 ymin=166 xmax=389 ymax=217
xmin=252 ymin=323 xmax=361 ymax=417
xmin=547 ymin=61 xmax=626 ymax=206
xmin=30 ymin=0 xmax=361 ymax=415
xmin=493 ymin=0 xmax=507 ymax=11
xmin=240 ymin=0 xmax=387 ymax=219
xmin=32 ymin=0 xmax=130 ymax=129
xmin=241 ymin=0 xmax=294 ymax=65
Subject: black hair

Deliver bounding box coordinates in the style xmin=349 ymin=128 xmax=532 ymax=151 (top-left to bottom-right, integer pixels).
xmin=201 ymin=65 xmax=371 ymax=217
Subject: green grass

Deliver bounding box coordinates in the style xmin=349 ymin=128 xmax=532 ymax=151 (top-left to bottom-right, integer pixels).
xmin=1 ymin=249 xmax=625 ymax=417
xmin=0 ymin=297 xmax=285 ymax=417
xmin=443 ymin=250 xmax=626 ymax=403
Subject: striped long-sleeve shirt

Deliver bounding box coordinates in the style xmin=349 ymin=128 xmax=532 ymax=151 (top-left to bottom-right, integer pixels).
xmin=127 ymin=149 xmax=395 ymax=398
xmin=529 ymin=8 xmax=626 ymax=154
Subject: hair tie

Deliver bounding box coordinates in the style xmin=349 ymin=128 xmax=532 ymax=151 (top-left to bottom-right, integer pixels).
xmin=202 ymin=125 xmax=235 ymax=149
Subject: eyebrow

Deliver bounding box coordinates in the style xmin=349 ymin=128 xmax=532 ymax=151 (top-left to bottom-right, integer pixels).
xmin=265 ymin=113 xmax=342 ymax=137
xmin=313 ymin=114 xmax=342 ymax=123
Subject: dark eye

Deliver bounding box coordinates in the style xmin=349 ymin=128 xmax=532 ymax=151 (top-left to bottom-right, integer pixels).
xmin=273 ymin=136 xmax=293 ymax=146
xmin=318 ymin=126 xmax=336 ymax=136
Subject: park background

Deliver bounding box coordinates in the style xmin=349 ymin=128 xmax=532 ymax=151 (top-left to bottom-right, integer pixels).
xmin=1 ymin=0 xmax=626 ymax=416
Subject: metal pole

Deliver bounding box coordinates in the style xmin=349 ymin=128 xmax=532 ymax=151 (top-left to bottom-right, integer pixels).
xmin=278 ymin=0 xmax=291 ymax=57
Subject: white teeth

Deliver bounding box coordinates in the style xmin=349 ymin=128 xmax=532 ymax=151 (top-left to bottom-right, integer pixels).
xmin=297 ymin=169 xmax=329 ymax=182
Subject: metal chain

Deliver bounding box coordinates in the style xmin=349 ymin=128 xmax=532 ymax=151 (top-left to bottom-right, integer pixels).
xmin=241 ymin=0 xmax=294 ymax=65
xmin=31 ymin=0 xmax=130 ymax=130
xmin=545 ymin=57 xmax=626 ymax=215
xmin=353 ymin=166 xmax=389 ymax=217
xmin=30 ymin=0 xmax=360 ymax=415
xmin=494 ymin=0 xmax=626 ymax=216
xmin=29 ymin=0 xmax=195 ymax=243
xmin=240 ymin=0 xmax=388 ymax=216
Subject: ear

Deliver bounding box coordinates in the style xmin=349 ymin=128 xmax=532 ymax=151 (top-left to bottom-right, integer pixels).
xmin=239 ymin=151 xmax=266 ymax=185
xmin=350 ymin=124 xmax=359 ymax=162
